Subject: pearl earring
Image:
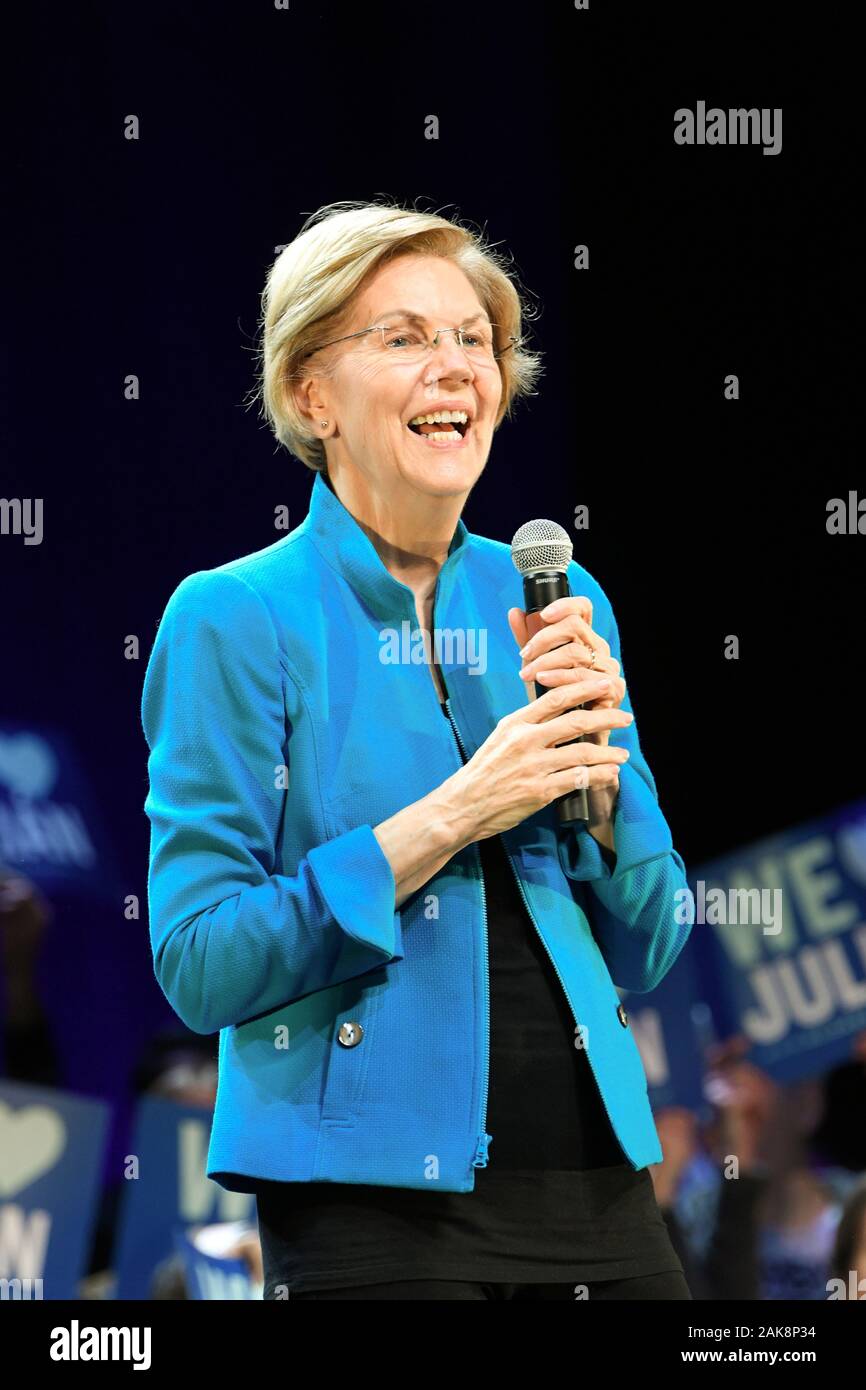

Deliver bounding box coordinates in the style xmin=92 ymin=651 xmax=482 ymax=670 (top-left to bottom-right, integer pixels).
xmin=320 ymin=420 xmax=329 ymax=429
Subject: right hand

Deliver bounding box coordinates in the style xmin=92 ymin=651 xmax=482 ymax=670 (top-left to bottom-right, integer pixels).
xmin=451 ymin=674 xmax=634 ymax=841
xmin=703 ymin=1035 xmax=778 ymax=1170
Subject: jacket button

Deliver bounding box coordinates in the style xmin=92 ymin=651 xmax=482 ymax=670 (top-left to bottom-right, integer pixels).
xmin=337 ymin=1020 xmax=364 ymax=1048
xmin=617 ymin=1004 xmax=629 ymax=1028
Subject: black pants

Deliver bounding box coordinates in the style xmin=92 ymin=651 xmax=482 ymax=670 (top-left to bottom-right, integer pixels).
xmin=285 ymin=1268 xmax=692 ymax=1300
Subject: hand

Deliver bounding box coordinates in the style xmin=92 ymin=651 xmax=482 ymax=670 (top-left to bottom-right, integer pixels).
xmin=507 ymin=595 xmax=627 ymax=745
xmin=452 ymin=678 xmax=634 ymax=842
xmin=703 ymin=1035 xmax=778 ymax=1171
xmin=508 ymin=596 xmax=629 ymax=843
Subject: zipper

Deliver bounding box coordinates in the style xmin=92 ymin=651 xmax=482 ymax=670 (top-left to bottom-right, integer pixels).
xmin=439 ymin=693 xmax=492 ymax=1174
xmin=423 ymin=587 xmax=634 ymax=1171
xmin=424 ymin=570 xmax=491 ymax=1175
xmin=499 ymin=839 xmax=638 ymax=1168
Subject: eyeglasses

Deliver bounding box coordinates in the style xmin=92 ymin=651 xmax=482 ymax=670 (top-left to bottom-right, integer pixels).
xmin=302 ymin=318 xmax=521 ymax=365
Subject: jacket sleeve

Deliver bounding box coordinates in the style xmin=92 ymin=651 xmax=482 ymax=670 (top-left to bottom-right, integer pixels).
xmin=556 ymin=568 xmax=694 ymax=993
xmin=141 ymin=569 xmax=403 ymax=1035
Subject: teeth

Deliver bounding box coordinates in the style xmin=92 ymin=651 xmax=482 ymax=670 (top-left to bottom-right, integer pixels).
xmin=408 ymin=410 xmax=469 ymax=426
xmin=422 ymin=431 xmax=463 ymax=442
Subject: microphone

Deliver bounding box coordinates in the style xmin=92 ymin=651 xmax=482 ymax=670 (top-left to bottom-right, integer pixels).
xmin=510 ymin=519 xmax=588 ymax=824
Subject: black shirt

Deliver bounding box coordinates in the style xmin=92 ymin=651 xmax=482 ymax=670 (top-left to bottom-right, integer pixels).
xmin=255 ymin=699 xmax=681 ymax=1293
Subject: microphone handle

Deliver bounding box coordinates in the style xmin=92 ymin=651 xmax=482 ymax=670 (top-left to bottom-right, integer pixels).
xmin=522 ymin=570 xmax=589 ymax=824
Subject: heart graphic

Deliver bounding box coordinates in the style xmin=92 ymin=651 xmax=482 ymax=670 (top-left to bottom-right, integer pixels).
xmin=0 ymin=734 xmax=58 ymax=799
xmin=0 ymin=1101 xmax=67 ymax=1197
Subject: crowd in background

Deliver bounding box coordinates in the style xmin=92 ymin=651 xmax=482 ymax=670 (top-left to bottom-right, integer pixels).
xmin=3 ymin=864 xmax=865 ymax=1300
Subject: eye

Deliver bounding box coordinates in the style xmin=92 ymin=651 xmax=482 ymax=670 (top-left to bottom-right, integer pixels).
xmin=383 ymin=326 xmax=425 ymax=349
xmin=461 ymin=330 xmax=493 ymax=354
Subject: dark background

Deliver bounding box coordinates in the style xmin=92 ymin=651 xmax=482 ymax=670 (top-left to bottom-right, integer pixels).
xmin=2 ymin=2 xmax=860 ymax=1183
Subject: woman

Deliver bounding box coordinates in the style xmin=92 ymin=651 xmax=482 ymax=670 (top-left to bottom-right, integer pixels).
xmin=142 ymin=199 xmax=695 ymax=1301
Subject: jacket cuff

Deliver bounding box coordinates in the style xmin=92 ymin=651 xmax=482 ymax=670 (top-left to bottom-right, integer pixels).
xmin=558 ymin=762 xmax=673 ymax=883
xmin=307 ymin=824 xmax=404 ymax=966
xmin=609 ymin=760 xmax=673 ymax=877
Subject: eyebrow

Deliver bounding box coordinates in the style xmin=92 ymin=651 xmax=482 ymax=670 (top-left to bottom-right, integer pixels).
xmin=371 ymin=308 xmax=491 ymax=327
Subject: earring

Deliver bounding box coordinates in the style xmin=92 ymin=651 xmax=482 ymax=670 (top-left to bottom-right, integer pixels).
xmin=319 ymin=420 xmax=329 ymax=429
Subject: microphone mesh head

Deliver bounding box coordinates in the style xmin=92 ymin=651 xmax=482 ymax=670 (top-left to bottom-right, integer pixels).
xmin=510 ymin=519 xmax=573 ymax=575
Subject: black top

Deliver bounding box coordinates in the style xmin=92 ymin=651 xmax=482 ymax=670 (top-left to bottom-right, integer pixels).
xmin=255 ymin=699 xmax=681 ymax=1293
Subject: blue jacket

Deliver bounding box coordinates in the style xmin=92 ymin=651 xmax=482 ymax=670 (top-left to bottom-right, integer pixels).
xmin=141 ymin=471 xmax=693 ymax=1193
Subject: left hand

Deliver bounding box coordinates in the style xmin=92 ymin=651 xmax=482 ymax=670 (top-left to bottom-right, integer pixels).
xmin=506 ymin=596 xmax=626 ymax=749
xmin=507 ymin=596 xmax=628 ymax=844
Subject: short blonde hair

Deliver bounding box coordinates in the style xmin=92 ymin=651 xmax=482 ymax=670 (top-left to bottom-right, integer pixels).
xmin=253 ymin=199 xmax=545 ymax=471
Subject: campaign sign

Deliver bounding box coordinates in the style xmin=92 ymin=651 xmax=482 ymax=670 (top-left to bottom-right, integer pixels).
xmin=112 ymin=1096 xmax=254 ymax=1300
xmin=0 ymin=721 xmax=120 ymax=899
xmin=687 ymin=798 xmax=866 ymax=1083
xmin=0 ymin=1080 xmax=109 ymax=1299
xmin=619 ymin=945 xmax=708 ymax=1114
xmin=173 ymin=1226 xmax=260 ymax=1300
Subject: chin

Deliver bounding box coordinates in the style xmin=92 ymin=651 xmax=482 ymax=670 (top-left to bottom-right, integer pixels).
xmin=405 ymin=448 xmax=487 ymax=495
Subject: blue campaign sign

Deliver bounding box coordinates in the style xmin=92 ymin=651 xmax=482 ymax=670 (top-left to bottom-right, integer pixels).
xmin=173 ymin=1226 xmax=261 ymax=1299
xmin=687 ymin=798 xmax=866 ymax=1083
xmin=619 ymin=946 xmax=708 ymax=1114
xmin=112 ymin=1096 xmax=255 ymax=1300
xmin=0 ymin=1080 xmax=109 ymax=1299
xmin=0 ymin=721 xmax=121 ymax=900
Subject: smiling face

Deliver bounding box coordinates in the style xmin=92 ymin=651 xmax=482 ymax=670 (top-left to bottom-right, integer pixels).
xmin=297 ymin=254 xmax=503 ymax=502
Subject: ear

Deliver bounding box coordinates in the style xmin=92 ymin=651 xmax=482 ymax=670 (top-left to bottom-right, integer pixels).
xmin=291 ymin=372 xmax=330 ymax=431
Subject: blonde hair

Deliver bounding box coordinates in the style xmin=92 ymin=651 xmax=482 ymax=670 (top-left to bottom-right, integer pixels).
xmin=252 ymin=199 xmax=544 ymax=471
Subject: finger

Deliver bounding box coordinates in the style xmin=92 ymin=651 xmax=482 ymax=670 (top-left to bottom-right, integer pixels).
xmin=534 ymin=674 xmax=618 ymax=712
xmin=547 ymin=762 xmax=621 ymax=795
xmin=533 ymin=676 xmax=616 ymax=720
xmin=530 ymin=667 xmax=585 ymax=687
xmin=537 ymin=595 xmax=593 ymax=627
xmin=536 ymin=671 xmax=626 ymax=717
xmin=516 ymin=679 xmax=628 ymax=725
xmin=520 ymin=612 xmax=607 ymax=667
xmin=507 ymin=606 xmax=530 ymax=651
xmin=524 ymin=648 xmax=618 ymax=682
xmin=539 ymin=705 xmax=635 ymax=744
xmin=540 ymin=742 xmax=630 ymax=772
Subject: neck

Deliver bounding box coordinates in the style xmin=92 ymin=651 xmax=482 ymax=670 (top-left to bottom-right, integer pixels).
xmin=324 ymin=462 xmax=464 ymax=607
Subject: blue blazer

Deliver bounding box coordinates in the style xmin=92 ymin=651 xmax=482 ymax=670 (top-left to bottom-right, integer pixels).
xmin=141 ymin=471 xmax=693 ymax=1193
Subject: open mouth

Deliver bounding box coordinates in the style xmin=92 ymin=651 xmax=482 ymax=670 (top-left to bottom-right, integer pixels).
xmin=407 ymin=411 xmax=471 ymax=444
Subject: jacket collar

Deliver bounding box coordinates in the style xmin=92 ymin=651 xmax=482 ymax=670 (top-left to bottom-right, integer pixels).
xmin=303 ymin=469 xmax=471 ymax=623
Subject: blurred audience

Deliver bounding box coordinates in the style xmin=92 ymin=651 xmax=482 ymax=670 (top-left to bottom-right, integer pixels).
xmin=4 ymin=864 xmax=865 ymax=1299
xmin=828 ymin=1177 xmax=866 ymax=1298
xmin=650 ymin=1032 xmax=866 ymax=1299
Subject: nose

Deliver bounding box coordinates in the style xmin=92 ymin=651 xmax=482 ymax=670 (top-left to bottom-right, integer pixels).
xmin=426 ymin=330 xmax=475 ymax=379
